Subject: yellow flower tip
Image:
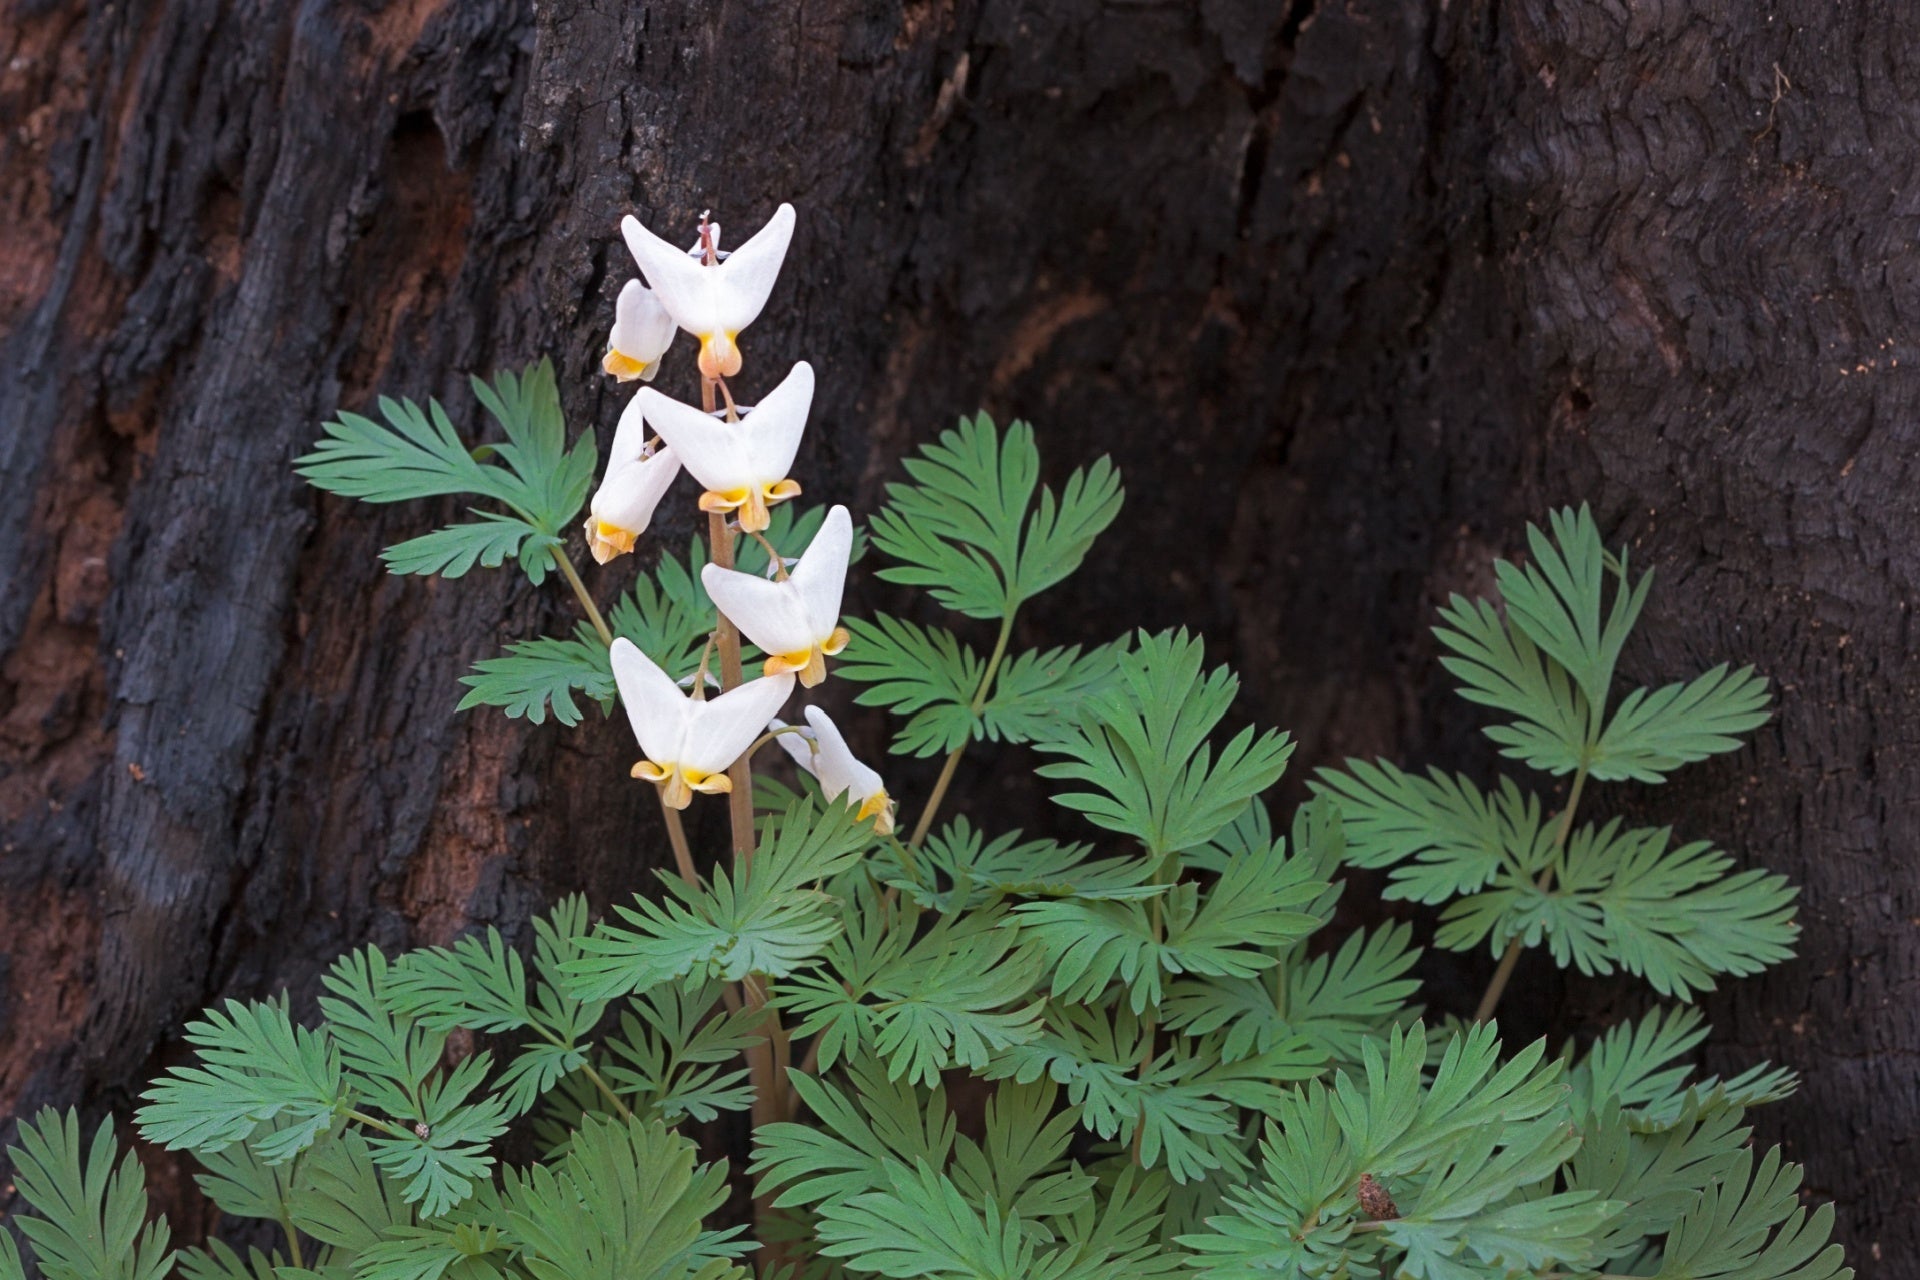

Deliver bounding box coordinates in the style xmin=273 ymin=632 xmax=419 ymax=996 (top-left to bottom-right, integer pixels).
xmin=695 ymin=482 xmax=801 ymax=532
xmin=586 ymin=518 xmax=638 ymax=565
xmin=821 ymin=626 xmax=851 ymax=657
xmin=698 ymin=487 xmax=748 ymax=517
xmin=858 ymin=790 xmax=895 ymax=834
xmin=602 ymin=348 xmax=652 ymax=382
xmin=764 ymin=650 xmax=807 ymax=678
xmin=738 ymin=491 xmax=771 ymax=533
xmin=697 ymin=331 xmax=743 ymax=380
xmin=765 ymin=646 xmax=828 ymax=685
xmin=635 ymin=761 xmax=731 ymax=809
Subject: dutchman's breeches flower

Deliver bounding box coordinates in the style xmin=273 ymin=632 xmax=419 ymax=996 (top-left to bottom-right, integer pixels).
xmin=640 ymin=361 xmax=814 ymax=533
xmin=585 ymin=394 xmax=682 ymax=564
xmin=622 ymin=203 xmax=796 ymax=380
xmin=702 ymin=505 xmax=852 ymax=686
xmin=776 ymin=706 xmax=895 ymax=833
xmin=611 ymin=638 xmax=795 ymax=809
xmin=602 ymin=279 xmax=678 ymax=382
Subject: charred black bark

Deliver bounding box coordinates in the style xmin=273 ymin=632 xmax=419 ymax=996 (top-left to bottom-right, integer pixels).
xmin=1 ymin=0 xmax=1913 ymax=1268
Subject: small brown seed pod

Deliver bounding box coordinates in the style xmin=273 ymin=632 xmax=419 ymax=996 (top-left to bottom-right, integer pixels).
xmin=1356 ymin=1172 xmax=1399 ymax=1221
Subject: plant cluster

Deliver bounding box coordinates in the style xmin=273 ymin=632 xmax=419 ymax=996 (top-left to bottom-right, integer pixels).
xmin=0 ymin=202 xmax=1847 ymax=1280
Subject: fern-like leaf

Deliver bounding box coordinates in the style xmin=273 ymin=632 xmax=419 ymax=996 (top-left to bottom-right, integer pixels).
xmin=6 ymin=1109 xmax=174 ymax=1280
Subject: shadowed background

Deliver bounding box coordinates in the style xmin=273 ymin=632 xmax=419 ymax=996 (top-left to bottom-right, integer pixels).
xmin=1 ymin=0 xmax=1915 ymax=1268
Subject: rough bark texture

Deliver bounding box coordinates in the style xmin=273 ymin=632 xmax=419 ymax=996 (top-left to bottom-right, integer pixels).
xmin=2 ymin=0 xmax=1914 ymax=1269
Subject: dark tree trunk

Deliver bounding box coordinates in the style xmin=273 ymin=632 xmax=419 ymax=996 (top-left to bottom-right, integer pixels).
xmin=2 ymin=0 xmax=1914 ymax=1269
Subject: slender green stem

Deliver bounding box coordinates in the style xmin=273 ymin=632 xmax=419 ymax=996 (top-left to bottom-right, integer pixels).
xmin=1472 ymin=764 xmax=1590 ymax=1023
xmin=907 ymin=612 xmax=1017 ymax=849
xmin=554 ymin=550 xmax=614 ymax=646
xmin=346 ymin=1109 xmax=409 ymax=1138
xmin=1131 ymin=864 xmax=1170 ymax=1166
xmin=277 ymin=1205 xmax=305 ymax=1270
xmin=576 ymin=1061 xmax=635 ymax=1121
xmin=745 ymin=723 xmax=814 ymax=765
xmin=745 ymin=527 xmax=788 ymax=576
xmin=523 ymin=1020 xmax=635 ymax=1121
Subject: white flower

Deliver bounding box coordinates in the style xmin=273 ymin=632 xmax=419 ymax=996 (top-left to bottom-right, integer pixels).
xmin=602 ymin=279 xmax=677 ymax=382
xmin=621 ymin=203 xmax=796 ymax=380
xmin=639 ymin=361 xmax=813 ymax=533
xmin=775 ymin=706 xmax=894 ymax=833
xmin=610 ymin=638 xmax=794 ymax=809
xmin=702 ymin=505 xmax=851 ymax=687
xmin=584 ymin=395 xmax=681 ymax=564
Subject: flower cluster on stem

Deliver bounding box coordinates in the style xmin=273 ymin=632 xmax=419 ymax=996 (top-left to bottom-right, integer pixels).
xmin=580 ymin=202 xmax=893 ymax=1139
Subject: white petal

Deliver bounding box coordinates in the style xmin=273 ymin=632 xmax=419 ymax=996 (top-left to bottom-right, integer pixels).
xmin=606 ymin=390 xmax=650 ymax=472
xmin=789 ymin=505 xmax=852 ymax=636
xmin=683 ymin=674 xmax=795 ymax=774
xmin=709 ymin=203 xmax=795 ymax=332
xmin=590 ymin=445 xmax=681 ymax=534
xmin=739 ymin=360 xmax=814 ymax=480
xmin=638 ymin=388 xmax=755 ymax=493
xmin=702 ymin=563 xmax=815 ymax=656
xmin=803 ymin=706 xmax=885 ymax=803
xmin=610 ymin=638 xmax=693 ymax=765
xmin=622 ymin=214 xmax=723 ymax=335
xmin=611 ymin=280 xmax=676 ymax=366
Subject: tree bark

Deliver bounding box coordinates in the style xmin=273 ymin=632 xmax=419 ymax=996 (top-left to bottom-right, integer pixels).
xmin=2 ymin=0 xmax=1913 ymax=1269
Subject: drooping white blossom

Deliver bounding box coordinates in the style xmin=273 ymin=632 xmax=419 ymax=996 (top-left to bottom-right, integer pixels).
xmin=702 ymin=505 xmax=852 ymax=686
xmin=775 ymin=705 xmax=894 ymax=833
xmin=639 ymin=361 xmax=813 ymax=533
xmin=611 ymin=638 xmax=794 ymax=809
xmin=602 ymin=279 xmax=677 ymax=382
xmin=621 ymin=203 xmax=796 ymax=380
xmin=584 ymin=394 xmax=681 ymax=564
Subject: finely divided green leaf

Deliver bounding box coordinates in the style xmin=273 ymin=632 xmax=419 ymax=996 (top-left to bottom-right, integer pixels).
xmin=868 ymin=414 xmax=1121 ymax=619
xmin=6 ymin=1109 xmax=175 ymax=1280
xmin=1035 ymin=630 xmax=1293 ymax=861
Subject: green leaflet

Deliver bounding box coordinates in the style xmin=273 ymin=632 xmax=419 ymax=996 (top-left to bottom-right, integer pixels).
xmin=137 ymin=995 xmax=345 ymax=1161
xmin=782 ymin=895 xmax=1047 ymax=1084
xmin=838 ymin=616 xmax=1129 ymax=758
xmin=297 ymin=361 xmax=595 ymax=589
xmin=867 ymin=413 xmax=1121 ymax=619
xmin=604 ymin=983 xmax=760 ymax=1123
xmin=1435 ymin=819 xmax=1799 ymax=999
xmin=5 ymin=1110 xmax=175 ymax=1280
xmin=1651 ymin=1147 xmax=1850 ymax=1280
xmin=1035 ymin=629 xmax=1294 ymax=862
xmin=561 ymin=799 xmax=874 ymax=1001
xmin=505 ymin=1115 xmax=747 ymax=1280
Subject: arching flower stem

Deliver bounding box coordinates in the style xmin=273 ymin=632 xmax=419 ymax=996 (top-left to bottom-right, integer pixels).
xmin=743 ymin=722 xmax=814 ymax=765
xmin=555 ymin=550 xmax=614 ymax=647
xmin=743 ymin=527 xmax=788 ymax=577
